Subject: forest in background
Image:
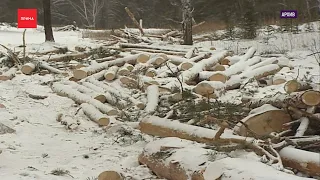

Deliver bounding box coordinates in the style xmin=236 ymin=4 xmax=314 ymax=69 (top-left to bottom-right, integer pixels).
xmin=0 ymin=0 xmax=319 ymax=31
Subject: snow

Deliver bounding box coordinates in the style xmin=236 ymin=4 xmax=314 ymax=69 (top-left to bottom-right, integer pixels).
xmin=205 ymin=157 xmax=316 ymax=180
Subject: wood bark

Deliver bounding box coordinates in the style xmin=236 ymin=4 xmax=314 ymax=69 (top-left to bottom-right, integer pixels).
xmin=51 ymin=83 xmax=118 ymax=115
xmin=181 ymin=0 xmax=193 ymax=45
xmin=145 ymin=85 xmax=159 ymax=114
xmin=81 ymin=103 xmax=110 ymax=126
xmin=21 ymin=63 xmax=36 ymax=75
xmin=104 ymin=66 xmax=119 ymax=81
xmin=43 ymin=0 xmax=55 ymax=42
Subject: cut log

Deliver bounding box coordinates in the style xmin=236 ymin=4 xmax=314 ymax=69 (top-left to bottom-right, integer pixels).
xmin=139 ymin=116 xmax=254 ymax=145
xmin=62 ymin=81 xmax=107 ymax=103
xmin=162 ymin=30 xmax=180 ymax=40
xmin=279 ymin=146 xmax=320 ymax=176
xmin=145 ymin=68 xmax=157 ymax=77
xmin=246 ymin=57 xmax=278 ymax=71
xmin=81 ymin=103 xmax=110 ymax=126
xmin=119 ymin=43 xmax=188 ymax=52
xmin=211 ymin=64 xmax=226 ymax=71
xmin=193 ymin=81 xmax=225 ymax=98
xmin=131 ymin=49 xmax=185 ymax=56
xmin=284 ymin=80 xmax=312 ymax=94
xmin=98 ymin=171 xmax=123 ymax=180
xmin=148 ymin=55 xmax=167 ymax=66
xmin=139 ymin=137 xmax=310 ymax=180
xmin=184 ymin=47 xmax=196 ymax=59
xmin=21 ymin=62 xmax=35 ymax=75
xmin=73 ymin=54 xmax=139 ymax=79
xmin=246 ymin=90 xmax=320 ymax=109
xmin=137 ymin=53 xmax=150 ymax=63
xmin=123 ymin=63 xmax=134 ymax=71
xmin=224 ymin=56 xmax=261 ymax=77
xmin=51 ymin=83 xmax=118 ymax=115
xmin=80 ymin=81 xmax=119 ymax=106
xmin=104 ymin=66 xmax=119 ymax=81
xmin=226 ymin=64 xmax=281 ymax=90
xmin=179 ymin=61 xmax=194 ymax=71
xmin=86 ymin=78 xmax=144 ymax=109
xmin=179 ymin=53 xmax=211 ymax=71
xmin=208 ymin=72 xmax=228 ymax=83
xmin=178 ymin=51 xmax=228 ymax=84
xmin=119 ymin=76 xmax=138 ymax=88
xmin=0 ymin=67 xmax=17 ymax=81
xmin=145 ymin=85 xmax=159 ymax=114
xmin=138 ymin=137 xmax=209 ymax=180
xmin=39 ymin=61 xmax=65 ymax=74
xmin=219 ymin=55 xmax=241 ymax=65
xmin=233 ymin=104 xmax=291 ymax=137
xmin=117 ymin=66 xmax=131 ymax=76
xmin=272 ymin=67 xmax=291 ymax=85
xmin=295 ymin=107 xmax=316 ymax=137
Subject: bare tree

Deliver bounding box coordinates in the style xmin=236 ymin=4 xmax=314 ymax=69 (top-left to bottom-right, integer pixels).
xmin=66 ymin=0 xmax=104 ymax=28
xmin=43 ymin=0 xmax=55 ymax=42
xmin=181 ymin=0 xmax=193 ymax=45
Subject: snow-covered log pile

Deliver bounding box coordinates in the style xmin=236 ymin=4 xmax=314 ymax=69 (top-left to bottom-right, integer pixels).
xmin=2 ymin=37 xmax=320 ymax=179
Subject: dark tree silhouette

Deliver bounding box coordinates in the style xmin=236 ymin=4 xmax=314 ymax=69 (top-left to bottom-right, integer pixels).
xmin=43 ymin=0 xmax=54 ymax=42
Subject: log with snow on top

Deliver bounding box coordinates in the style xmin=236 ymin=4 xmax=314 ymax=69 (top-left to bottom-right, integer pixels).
xmin=85 ymin=78 xmax=143 ymax=109
xmin=246 ymin=57 xmax=278 ymax=71
xmin=145 ymin=85 xmax=159 ymax=114
xmin=166 ymin=55 xmax=189 ymax=65
xmin=147 ymin=54 xmax=168 ymax=66
xmin=225 ymin=64 xmax=281 ymax=90
xmin=166 ymin=50 xmax=228 ymax=87
xmin=246 ymin=90 xmax=320 ymax=109
xmin=119 ymin=76 xmax=138 ymax=88
xmin=206 ymin=64 xmax=227 ymax=71
xmin=179 ymin=53 xmax=211 ymax=71
xmin=198 ymin=71 xmax=228 ymax=83
xmin=0 ymin=67 xmax=17 ymax=81
xmin=284 ymin=79 xmax=312 ymax=94
xmin=73 ymin=54 xmax=139 ymax=79
xmin=145 ymin=68 xmax=157 ymax=77
xmin=162 ymin=30 xmax=180 ymax=40
xmin=39 ymin=61 xmax=66 ymax=74
xmin=81 ymin=103 xmax=110 ymax=126
xmin=139 ymin=137 xmax=313 ymax=180
xmin=233 ymin=104 xmax=291 ymax=137
xmin=184 ymin=47 xmax=197 ymax=59
xmin=80 ymin=81 xmax=120 ymax=106
xmin=62 ymin=81 xmax=107 ymax=103
xmin=51 ymin=83 xmax=118 ymax=115
xmin=272 ymin=67 xmax=292 ymax=85
xmin=117 ymin=66 xmax=131 ymax=76
xmin=123 ymin=63 xmax=134 ymax=71
xmin=139 ymin=116 xmax=255 ymax=145
xmin=219 ymin=55 xmax=241 ymax=65
xmin=279 ymin=146 xmax=320 ymax=176
xmin=119 ymin=43 xmax=188 ymax=53
xmin=131 ymin=49 xmax=185 ymax=56
xmin=156 ymin=62 xmax=178 ymax=78
xmin=223 ymin=55 xmax=261 ymax=78
xmin=193 ymin=81 xmax=226 ymax=98
xmin=21 ymin=62 xmax=35 ymax=75
xmin=295 ymin=107 xmax=316 ymax=137
xmin=104 ymin=66 xmax=119 ymax=81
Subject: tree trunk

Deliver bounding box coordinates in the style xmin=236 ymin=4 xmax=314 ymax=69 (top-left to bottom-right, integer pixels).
xmin=43 ymin=0 xmax=54 ymax=42
xmin=181 ymin=0 xmax=193 ymax=45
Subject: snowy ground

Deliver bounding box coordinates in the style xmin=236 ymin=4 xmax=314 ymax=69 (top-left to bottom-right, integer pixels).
xmin=0 ymin=24 xmax=320 ymax=180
